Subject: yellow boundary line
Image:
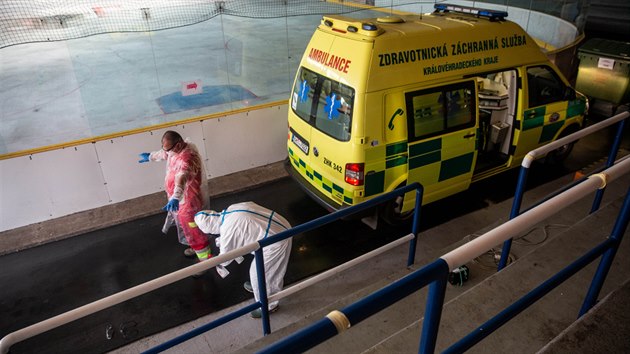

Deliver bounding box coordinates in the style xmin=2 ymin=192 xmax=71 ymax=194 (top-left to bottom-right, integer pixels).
xmin=0 ymin=99 xmax=288 ymax=160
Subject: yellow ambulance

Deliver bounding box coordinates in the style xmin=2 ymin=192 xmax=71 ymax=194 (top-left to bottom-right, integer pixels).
xmin=286 ymin=4 xmax=587 ymax=223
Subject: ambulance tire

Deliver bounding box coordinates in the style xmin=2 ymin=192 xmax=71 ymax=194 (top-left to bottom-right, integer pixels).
xmin=380 ymin=186 xmax=414 ymax=226
xmin=545 ymin=125 xmax=580 ymax=164
xmin=545 ymin=141 xmax=575 ymax=164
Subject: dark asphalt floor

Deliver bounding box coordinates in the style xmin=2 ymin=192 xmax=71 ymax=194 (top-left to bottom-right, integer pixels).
xmin=1 ymin=117 xmax=627 ymax=353
xmin=0 ymin=177 xmax=409 ymax=354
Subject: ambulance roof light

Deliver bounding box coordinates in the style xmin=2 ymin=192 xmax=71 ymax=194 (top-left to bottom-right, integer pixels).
xmin=362 ymin=23 xmax=377 ymax=31
xmin=434 ymin=3 xmax=508 ymax=21
xmin=320 ymin=16 xmax=381 ymax=37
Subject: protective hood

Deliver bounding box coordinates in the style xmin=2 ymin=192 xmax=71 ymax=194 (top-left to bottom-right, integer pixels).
xmin=194 ymin=210 xmax=222 ymax=235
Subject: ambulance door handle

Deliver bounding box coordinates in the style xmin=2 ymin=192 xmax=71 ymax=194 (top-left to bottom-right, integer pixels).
xmin=463 ymin=132 xmax=476 ymax=139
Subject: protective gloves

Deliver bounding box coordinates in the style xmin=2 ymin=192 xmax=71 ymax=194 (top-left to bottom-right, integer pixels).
xmin=138 ymin=152 xmax=150 ymax=163
xmin=163 ymin=198 xmax=179 ymax=212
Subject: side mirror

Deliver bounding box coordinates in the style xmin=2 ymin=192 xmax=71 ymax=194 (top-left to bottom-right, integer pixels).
xmin=564 ymin=87 xmax=576 ymax=100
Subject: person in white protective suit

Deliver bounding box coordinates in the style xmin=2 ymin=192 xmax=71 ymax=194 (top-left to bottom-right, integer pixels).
xmin=194 ymin=201 xmax=292 ymax=318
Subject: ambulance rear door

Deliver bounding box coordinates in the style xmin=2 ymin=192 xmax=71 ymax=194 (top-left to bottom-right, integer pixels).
xmin=403 ymin=79 xmax=479 ymax=209
xmin=288 ymin=30 xmax=371 ymax=209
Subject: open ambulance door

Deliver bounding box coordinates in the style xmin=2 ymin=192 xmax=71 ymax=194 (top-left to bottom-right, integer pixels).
xmin=401 ymin=80 xmax=479 ymax=211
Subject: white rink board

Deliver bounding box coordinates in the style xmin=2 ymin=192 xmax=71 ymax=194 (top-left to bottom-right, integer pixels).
xmin=203 ymin=105 xmax=288 ymax=178
xmin=0 ymin=144 xmax=110 ymax=229
xmin=1 ymin=104 xmax=288 ymax=231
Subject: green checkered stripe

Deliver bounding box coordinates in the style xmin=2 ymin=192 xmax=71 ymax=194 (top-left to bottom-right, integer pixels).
xmin=385 ymin=141 xmax=408 ymax=169
xmin=521 ymin=98 xmax=585 ymax=145
xmin=408 ymin=139 xmax=474 ymax=180
xmin=365 ymin=139 xmax=474 ymax=197
xmin=365 ymin=141 xmax=407 ymax=197
xmin=288 ymin=147 xmax=354 ymax=204
xmin=522 ymin=105 xmax=564 ymax=144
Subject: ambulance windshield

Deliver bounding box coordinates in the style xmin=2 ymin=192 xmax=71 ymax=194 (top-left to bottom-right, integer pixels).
xmin=291 ymin=67 xmax=354 ymax=142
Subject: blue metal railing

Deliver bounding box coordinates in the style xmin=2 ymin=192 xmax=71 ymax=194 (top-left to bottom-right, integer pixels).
xmin=257 ymin=260 xmax=451 ymax=354
xmin=141 ymin=183 xmax=424 ymax=353
xmin=0 ymin=183 xmax=423 ymax=354
xmin=259 ymin=158 xmax=630 ymax=354
xmin=498 ymin=111 xmax=629 ymax=270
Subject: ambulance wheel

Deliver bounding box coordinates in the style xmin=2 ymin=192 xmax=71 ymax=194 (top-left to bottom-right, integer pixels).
xmin=546 ymin=125 xmax=579 ymax=164
xmin=380 ymin=191 xmax=414 ymax=226
xmin=546 ymin=141 xmax=575 ymax=164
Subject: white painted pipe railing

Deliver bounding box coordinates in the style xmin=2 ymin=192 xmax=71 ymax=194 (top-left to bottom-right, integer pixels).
xmin=269 ymin=233 xmax=415 ymax=303
xmin=0 ymin=243 xmax=260 ymax=354
xmin=441 ymin=157 xmax=630 ymax=270
xmin=522 ymin=111 xmax=629 ymax=168
xmin=0 ymin=229 xmax=418 ymax=353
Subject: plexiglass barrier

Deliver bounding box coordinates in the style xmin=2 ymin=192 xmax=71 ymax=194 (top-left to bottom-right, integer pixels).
xmin=0 ymin=1 xmax=586 ymax=155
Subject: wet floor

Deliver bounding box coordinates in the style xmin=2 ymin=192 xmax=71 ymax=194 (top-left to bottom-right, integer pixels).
xmin=1 ymin=118 xmax=627 ymax=353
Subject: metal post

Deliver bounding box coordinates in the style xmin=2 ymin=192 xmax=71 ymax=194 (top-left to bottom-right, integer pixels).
xmin=254 ymin=248 xmax=271 ymax=335
xmin=580 ymin=186 xmax=630 ymax=316
xmin=408 ymin=186 xmax=424 ymax=267
xmin=498 ymin=166 xmax=530 ymax=270
xmin=257 ymin=318 xmax=339 ymax=353
xmin=590 ymin=119 xmax=627 ymax=213
xmin=143 ymin=303 xmax=260 ymax=354
xmin=418 ymin=270 xmax=448 ymax=354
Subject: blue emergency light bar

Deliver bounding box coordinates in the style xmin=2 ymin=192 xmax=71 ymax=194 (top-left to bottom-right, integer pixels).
xmin=434 ymin=3 xmax=508 ymax=20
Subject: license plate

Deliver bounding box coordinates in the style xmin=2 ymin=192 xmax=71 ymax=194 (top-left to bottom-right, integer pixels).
xmin=290 ymin=128 xmax=309 ymax=155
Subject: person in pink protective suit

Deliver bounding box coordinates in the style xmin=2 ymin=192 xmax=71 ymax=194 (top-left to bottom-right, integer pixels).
xmin=138 ymin=130 xmax=211 ymax=262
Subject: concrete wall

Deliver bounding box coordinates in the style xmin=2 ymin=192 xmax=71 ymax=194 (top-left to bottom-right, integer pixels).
xmin=468 ymin=2 xmax=580 ymax=50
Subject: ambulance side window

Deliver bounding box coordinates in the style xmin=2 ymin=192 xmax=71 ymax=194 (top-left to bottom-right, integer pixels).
xmin=527 ymin=66 xmax=566 ymax=107
xmin=405 ymin=81 xmax=476 ymax=142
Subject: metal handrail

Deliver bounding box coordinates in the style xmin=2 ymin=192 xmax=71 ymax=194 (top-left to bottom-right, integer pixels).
xmin=244 ymin=182 xmax=424 ymax=335
xmin=1 ymin=183 xmax=424 ymax=354
xmin=498 ymin=110 xmax=629 ymax=269
xmin=144 ymin=183 xmax=424 ymax=352
xmin=269 ymin=233 xmax=415 ymax=303
xmin=441 ymin=158 xmax=629 ymax=268
xmin=0 ymin=243 xmax=260 ymax=354
xmin=145 ymin=234 xmax=417 ymax=354
xmin=519 ymin=111 xmax=628 ymax=169
xmin=258 ymin=157 xmax=630 ymax=353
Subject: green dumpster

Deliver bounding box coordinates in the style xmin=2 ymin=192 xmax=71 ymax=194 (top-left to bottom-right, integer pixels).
xmin=576 ymin=38 xmax=630 ymax=116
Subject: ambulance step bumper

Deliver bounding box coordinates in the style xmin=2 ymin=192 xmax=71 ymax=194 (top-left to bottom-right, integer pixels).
xmin=284 ymin=158 xmax=345 ymax=213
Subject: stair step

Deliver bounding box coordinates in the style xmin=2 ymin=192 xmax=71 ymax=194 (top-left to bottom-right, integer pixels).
xmin=110 ymin=170 xmax=629 ymax=353
xmin=365 ymin=196 xmax=630 ymax=353
xmin=537 ymin=278 xmax=630 ymax=353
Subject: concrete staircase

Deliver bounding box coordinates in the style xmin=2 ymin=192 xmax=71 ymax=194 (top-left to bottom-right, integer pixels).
xmin=363 ymin=196 xmax=630 ymax=353
xmin=237 ymin=179 xmax=630 ymax=353
xmin=111 ymin=169 xmax=630 ymax=354
xmin=538 ymin=277 xmax=630 ymax=354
